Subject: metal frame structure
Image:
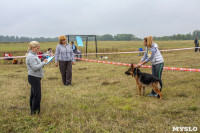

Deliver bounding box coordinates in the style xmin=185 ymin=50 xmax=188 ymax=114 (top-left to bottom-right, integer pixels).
xmin=66 ymin=35 xmax=97 ymax=57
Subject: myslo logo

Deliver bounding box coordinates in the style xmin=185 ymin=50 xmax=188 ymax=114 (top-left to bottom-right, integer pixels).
xmin=173 ymin=127 xmax=198 ymax=132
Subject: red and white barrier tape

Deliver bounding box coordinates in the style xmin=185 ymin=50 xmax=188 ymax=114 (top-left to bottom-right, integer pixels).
xmin=1 ymin=47 xmax=200 ymax=72
xmin=75 ymin=57 xmax=200 ymax=72
xmin=0 ymin=54 xmax=49 ymax=60
xmin=0 ymin=55 xmax=26 ymax=59
xmin=79 ymin=47 xmax=200 ymax=56
xmin=1 ymin=55 xmax=199 ymax=72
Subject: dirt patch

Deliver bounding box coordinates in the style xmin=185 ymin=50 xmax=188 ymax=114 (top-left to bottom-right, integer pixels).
xmin=86 ymin=76 xmax=96 ymax=79
xmin=17 ymin=96 xmax=27 ymax=100
xmin=9 ymin=106 xmax=27 ymax=111
xmin=78 ymin=68 xmax=87 ymax=70
xmin=123 ymin=92 xmax=134 ymax=98
xmin=6 ymin=74 xmax=18 ymax=78
xmin=47 ymin=77 xmax=59 ymax=80
xmin=0 ymin=81 xmax=2 ymax=88
xmin=162 ymin=109 xmax=182 ymax=115
xmin=102 ymin=81 xmax=120 ymax=85
xmin=16 ymin=70 xmax=22 ymax=72
xmin=176 ymin=92 xmax=188 ymax=97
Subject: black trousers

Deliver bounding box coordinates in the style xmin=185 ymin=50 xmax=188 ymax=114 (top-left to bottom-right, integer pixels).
xmin=195 ymin=45 xmax=199 ymax=52
xmin=151 ymin=62 xmax=164 ymax=94
xmin=28 ymin=75 xmax=41 ymax=114
xmin=59 ymin=61 xmax=72 ymax=85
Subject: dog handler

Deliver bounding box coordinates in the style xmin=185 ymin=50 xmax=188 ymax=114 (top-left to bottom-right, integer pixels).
xmin=26 ymin=41 xmax=48 ymax=114
xmin=55 ymin=35 xmax=75 ymax=86
xmin=136 ymin=36 xmax=164 ymax=97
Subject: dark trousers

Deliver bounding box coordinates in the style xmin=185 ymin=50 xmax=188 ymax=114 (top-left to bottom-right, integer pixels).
xmin=151 ymin=62 xmax=164 ymax=94
xmin=74 ymin=51 xmax=82 ymax=61
xmin=59 ymin=61 xmax=72 ymax=85
xmin=28 ymin=75 xmax=41 ymax=114
xmin=195 ymin=45 xmax=199 ymax=52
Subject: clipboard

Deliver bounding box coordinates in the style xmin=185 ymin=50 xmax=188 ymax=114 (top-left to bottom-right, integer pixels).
xmin=45 ymin=56 xmax=55 ymax=65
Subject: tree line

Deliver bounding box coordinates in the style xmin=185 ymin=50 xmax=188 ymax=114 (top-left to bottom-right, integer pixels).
xmin=97 ymin=34 xmax=142 ymax=41
xmin=153 ymin=30 xmax=200 ymax=41
xmin=0 ymin=36 xmax=58 ymax=42
xmin=0 ymin=30 xmax=200 ymax=42
xmin=0 ymin=34 xmax=141 ymax=42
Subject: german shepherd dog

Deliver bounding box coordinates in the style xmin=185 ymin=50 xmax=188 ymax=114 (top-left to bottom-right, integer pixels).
xmin=125 ymin=63 xmax=163 ymax=99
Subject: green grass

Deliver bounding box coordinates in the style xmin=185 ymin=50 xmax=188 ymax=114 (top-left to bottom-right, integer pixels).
xmin=0 ymin=41 xmax=200 ymax=132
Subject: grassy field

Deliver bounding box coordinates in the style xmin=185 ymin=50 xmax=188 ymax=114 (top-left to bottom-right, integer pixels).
xmin=0 ymin=41 xmax=200 ymax=132
xmin=0 ymin=40 xmax=194 ymax=54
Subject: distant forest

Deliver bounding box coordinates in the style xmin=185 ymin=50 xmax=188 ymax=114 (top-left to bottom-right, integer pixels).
xmin=153 ymin=30 xmax=200 ymax=41
xmin=0 ymin=30 xmax=200 ymax=42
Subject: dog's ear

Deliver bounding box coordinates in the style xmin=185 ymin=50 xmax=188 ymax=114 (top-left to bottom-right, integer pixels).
xmin=131 ymin=63 xmax=133 ymax=68
xmin=135 ymin=68 xmax=140 ymax=74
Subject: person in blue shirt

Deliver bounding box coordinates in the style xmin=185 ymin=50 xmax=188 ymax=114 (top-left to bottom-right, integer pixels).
xmin=71 ymin=41 xmax=82 ymax=61
xmin=71 ymin=41 xmax=77 ymax=53
xmin=136 ymin=36 xmax=164 ymax=97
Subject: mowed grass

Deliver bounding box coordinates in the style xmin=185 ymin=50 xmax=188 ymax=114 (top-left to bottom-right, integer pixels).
xmin=0 ymin=41 xmax=200 ymax=132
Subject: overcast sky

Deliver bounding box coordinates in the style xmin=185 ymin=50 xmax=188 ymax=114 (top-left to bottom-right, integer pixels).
xmin=0 ymin=0 xmax=199 ymax=38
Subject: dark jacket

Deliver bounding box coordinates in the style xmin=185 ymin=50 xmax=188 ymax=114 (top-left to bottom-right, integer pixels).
xmin=194 ymin=39 xmax=199 ymax=46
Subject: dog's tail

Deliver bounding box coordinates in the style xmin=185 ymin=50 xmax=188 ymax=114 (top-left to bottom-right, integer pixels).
xmin=159 ymin=79 xmax=162 ymax=91
xmin=157 ymin=79 xmax=163 ymax=98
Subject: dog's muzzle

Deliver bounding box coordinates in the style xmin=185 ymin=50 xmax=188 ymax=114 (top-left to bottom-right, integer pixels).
xmin=125 ymin=71 xmax=130 ymax=75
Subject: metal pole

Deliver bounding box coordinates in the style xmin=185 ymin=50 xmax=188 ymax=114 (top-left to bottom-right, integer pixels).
xmin=67 ymin=35 xmax=69 ymax=43
xmin=86 ymin=37 xmax=88 ymax=57
xmin=95 ymin=35 xmax=97 ymax=58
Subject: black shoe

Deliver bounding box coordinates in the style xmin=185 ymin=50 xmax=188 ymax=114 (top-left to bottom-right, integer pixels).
xmin=31 ymin=111 xmax=36 ymax=115
xmin=148 ymin=93 xmax=158 ymax=97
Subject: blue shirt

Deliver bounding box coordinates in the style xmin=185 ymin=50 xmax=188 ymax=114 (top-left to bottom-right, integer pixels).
xmin=72 ymin=44 xmax=77 ymax=53
xmin=55 ymin=43 xmax=74 ymax=62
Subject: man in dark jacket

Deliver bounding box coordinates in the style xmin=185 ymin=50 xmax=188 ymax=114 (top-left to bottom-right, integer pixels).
xmin=194 ymin=37 xmax=199 ymax=52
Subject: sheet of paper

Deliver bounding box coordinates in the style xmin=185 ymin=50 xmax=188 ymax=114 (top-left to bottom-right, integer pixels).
xmin=45 ymin=56 xmax=55 ymax=65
